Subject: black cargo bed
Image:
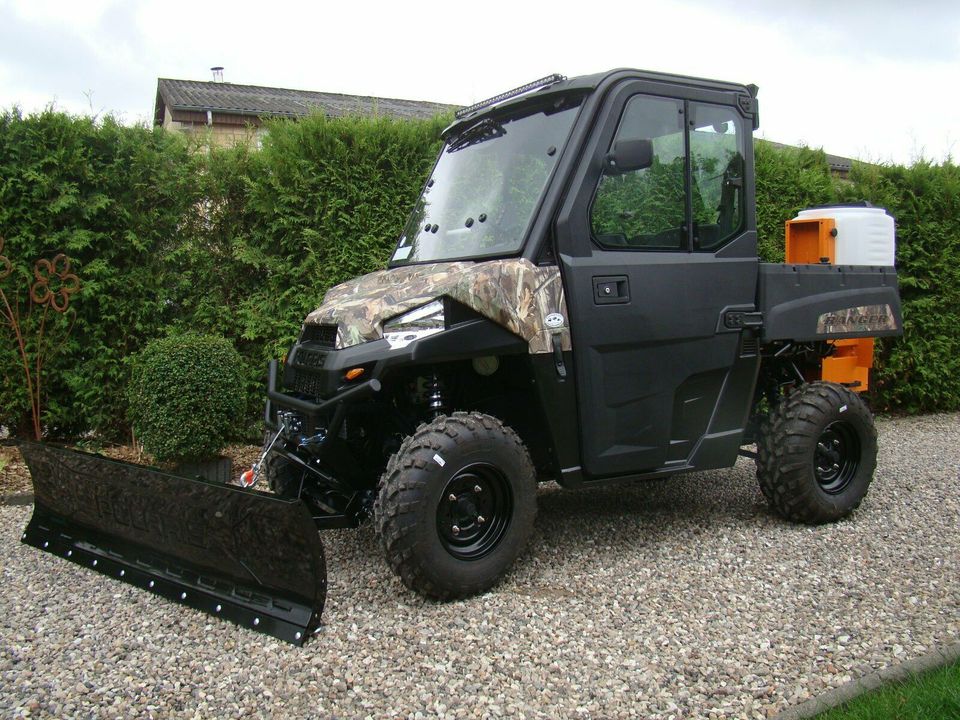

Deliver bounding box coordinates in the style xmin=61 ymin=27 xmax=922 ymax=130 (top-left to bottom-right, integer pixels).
xmin=758 ymin=264 xmax=901 ymax=342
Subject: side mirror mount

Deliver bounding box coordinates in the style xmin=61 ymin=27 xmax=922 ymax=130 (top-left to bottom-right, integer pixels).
xmin=604 ymin=138 xmax=653 ymax=174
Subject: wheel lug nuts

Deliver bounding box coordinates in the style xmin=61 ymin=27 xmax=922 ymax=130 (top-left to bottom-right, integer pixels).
xmin=452 ymin=525 xmax=460 ymax=535
xmin=832 ymin=463 xmax=840 ymax=471
xmin=448 ymin=493 xmax=457 ymax=502
xmin=477 ymin=515 xmax=485 ymax=524
xmin=474 ymin=485 xmax=482 ymax=493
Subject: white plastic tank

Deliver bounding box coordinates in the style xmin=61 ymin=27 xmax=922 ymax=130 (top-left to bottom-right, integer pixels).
xmin=795 ymin=204 xmax=896 ymax=267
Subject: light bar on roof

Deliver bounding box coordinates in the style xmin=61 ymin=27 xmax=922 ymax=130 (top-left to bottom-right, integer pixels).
xmin=454 ymin=74 xmax=566 ymax=119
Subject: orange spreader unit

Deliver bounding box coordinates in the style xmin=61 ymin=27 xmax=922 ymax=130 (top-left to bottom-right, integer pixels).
xmin=785 ymin=217 xmax=874 ymax=392
xmin=785 ymin=217 xmax=836 ymax=264
xmin=821 ymin=338 xmax=874 ymax=390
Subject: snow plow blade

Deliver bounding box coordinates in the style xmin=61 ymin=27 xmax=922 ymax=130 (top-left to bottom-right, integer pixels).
xmin=18 ymin=442 xmax=326 ymax=646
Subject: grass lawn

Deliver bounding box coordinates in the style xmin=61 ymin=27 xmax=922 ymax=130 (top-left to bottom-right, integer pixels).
xmin=815 ymin=658 xmax=960 ymax=719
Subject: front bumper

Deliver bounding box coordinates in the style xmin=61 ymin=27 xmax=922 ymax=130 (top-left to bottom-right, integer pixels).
xmin=265 ymin=359 xmax=381 ymax=428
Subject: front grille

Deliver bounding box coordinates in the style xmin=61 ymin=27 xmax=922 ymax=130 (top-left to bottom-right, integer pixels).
xmin=292 ymin=371 xmax=325 ymax=398
xmin=296 ymin=348 xmax=328 ymax=370
xmin=301 ymin=323 xmax=337 ymax=348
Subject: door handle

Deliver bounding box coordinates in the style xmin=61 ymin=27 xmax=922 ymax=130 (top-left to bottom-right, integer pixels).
xmin=593 ymin=275 xmax=630 ymax=305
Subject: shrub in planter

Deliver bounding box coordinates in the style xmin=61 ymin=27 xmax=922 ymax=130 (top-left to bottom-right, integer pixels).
xmin=127 ymin=333 xmax=245 ymax=466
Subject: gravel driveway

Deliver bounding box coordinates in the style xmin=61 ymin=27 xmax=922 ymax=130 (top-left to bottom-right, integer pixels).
xmin=1 ymin=414 xmax=958 ymax=719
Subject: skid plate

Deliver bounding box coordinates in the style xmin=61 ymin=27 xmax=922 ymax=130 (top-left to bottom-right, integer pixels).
xmin=19 ymin=442 xmax=326 ymax=645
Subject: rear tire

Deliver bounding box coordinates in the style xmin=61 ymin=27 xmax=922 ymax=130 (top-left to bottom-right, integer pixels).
xmin=374 ymin=412 xmax=537 ymax=600
xmin=756 ymin=382 xmax=877 ymax=524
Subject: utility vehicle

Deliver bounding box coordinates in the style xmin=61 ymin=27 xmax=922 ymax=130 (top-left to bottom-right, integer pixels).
xmin=20 ymin=69 xmax=901 ymax=644
xmin=262 ymin=70 xmax=900 ymax=596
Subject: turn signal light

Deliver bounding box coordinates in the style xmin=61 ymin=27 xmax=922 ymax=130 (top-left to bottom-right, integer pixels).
xmin=344 ymin=367 xmax=365 ymax=381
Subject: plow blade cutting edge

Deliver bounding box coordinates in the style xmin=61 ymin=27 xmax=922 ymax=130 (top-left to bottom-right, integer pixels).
xmin=18 ymin=442 xmax=326 ymax=646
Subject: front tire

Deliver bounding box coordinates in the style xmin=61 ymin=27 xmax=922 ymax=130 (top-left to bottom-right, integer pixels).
xmin=374 ymin=412 xmax=537 ymax=600
xmin=756 ymin=382 xmax=878 ymax=524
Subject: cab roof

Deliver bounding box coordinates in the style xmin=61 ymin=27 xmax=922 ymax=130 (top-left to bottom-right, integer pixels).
xmin=443 ymin=68 xmax=756 ymax=139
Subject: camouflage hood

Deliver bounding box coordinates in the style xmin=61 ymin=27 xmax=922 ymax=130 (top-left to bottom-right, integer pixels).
xmin=304 ymin=259 xmax=571 ymax=354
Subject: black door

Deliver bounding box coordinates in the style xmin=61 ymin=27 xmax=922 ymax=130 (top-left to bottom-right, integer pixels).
xmin=556 ymin=80 xmax=759 ymax=478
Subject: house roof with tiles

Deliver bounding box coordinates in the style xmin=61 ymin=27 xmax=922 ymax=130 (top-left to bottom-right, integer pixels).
xmin=154 ymin=78 xmax=455 ymax=125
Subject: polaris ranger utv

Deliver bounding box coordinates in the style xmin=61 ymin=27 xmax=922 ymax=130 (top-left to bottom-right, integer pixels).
xmin=261 ymin=70 xmax=901 ymax=599
xmin=19 ymin=69 xmax=900 ymax=644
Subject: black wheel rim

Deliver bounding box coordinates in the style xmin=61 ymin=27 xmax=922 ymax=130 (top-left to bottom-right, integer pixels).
xmin=814 ymin=421 xmax=861 ymax=494
xmin=436 ymin=463 xmax=512 ymax=561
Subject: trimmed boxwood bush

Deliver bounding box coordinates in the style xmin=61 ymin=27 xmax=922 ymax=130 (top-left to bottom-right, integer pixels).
xmin=127 ymin=334 xmax=245 ymax=463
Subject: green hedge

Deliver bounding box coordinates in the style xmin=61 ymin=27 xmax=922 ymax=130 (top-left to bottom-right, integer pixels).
xmin=0 ymin=109 xmax=203 ymax=438
xmin=844 ymin=161 xmax=960 ymax=412
xmin=0 ymin=109 xmax=445 ymax=439
xmin=0 ymin=109 xmax=957 ymax=440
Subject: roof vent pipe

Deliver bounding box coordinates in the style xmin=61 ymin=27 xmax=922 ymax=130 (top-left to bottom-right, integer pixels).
xmin=211 ymin=66 xmax=224 ymax=82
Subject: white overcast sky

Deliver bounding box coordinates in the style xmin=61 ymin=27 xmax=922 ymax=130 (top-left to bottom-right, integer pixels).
xmin=1 ymin=0 xmax=958 ymax=165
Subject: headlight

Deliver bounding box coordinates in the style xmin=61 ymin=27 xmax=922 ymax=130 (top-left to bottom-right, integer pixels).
xmin=383 ymin=300 xmax=445 ymax=349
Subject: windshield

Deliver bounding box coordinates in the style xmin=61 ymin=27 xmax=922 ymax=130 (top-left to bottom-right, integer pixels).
xmin=391 ymin=96 xmax=582 ymax=265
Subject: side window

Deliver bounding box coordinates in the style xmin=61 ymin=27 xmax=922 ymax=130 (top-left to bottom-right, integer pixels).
xmin=591 ymin=96 xmax=685 ymax=250
xmin=590 ymin=95 xmax=746 ymax=252
xmin=689 ymin=102 xmax=744 ymax=251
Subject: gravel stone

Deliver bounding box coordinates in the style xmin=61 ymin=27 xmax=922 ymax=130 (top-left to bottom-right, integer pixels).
xmin=1 ymin=413 xmax=958 ymax=719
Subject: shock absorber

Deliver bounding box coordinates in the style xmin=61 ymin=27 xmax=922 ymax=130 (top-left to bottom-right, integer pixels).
xmin=425 ymin=371 xmax=446 ymax=418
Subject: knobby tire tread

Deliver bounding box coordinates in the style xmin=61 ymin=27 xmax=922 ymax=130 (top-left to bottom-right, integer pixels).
xmin=756 ymin=381 xmax=877 ymax=525
xmin=373 ymin=411 xmax=536 ymax=600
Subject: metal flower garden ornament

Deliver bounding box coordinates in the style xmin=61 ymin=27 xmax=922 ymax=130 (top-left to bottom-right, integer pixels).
xmin=31 ymin=254 xmax=80 ymax=313
xmin=0 ymin=237 xmax=81 ymax=439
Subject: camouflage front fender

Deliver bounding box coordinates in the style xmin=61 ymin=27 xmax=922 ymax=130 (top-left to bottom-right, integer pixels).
xmin=304 ymin=259 xmax=572 ymax=354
